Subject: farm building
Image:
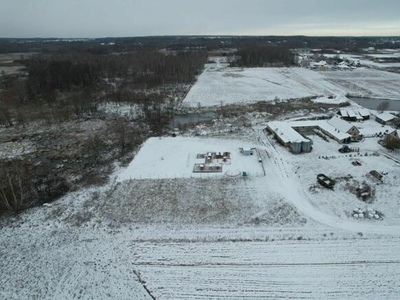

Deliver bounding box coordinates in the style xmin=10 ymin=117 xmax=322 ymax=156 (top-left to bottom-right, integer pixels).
xmin=289 ymin=120 xmax=352 ymax=144
xmin=338 ymin=109 xmax=370 ymax=121
xmin=266 ymin=122 xmax=312 ymax=154
xmin=348 ymin=110 xmax=363 ymax=121
xmin=358 ymin=109 xmax=371 ymax=120
xmin=375 ymin=112 xmax=398 ymax=125
xmin=268 ymin=117 xmax=360 ymax=148
xmin=327 ymin=116 xmax=360 ymax=141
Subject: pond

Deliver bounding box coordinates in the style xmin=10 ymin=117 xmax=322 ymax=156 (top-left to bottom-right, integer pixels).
xmin=349 ymin=97 xmax=400 ymax=111
xmin=170 ymin=112 xmax=216 ymax=128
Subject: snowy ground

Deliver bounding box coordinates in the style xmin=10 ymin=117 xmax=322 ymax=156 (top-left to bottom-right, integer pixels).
xmin=0 ymin=53 xmax=30 ymax=76
xmin=322 ymin=69 xmax=400 ymax=100
xmin=3 ymin=120 xmax=400 ymax=299
xmin=183 ymin=61 xmax=400 ymax=108
xmin=2 ymin=63 xmax=400 ymax=298
xmin=118 ymin=137 xmax=264 ymax=180
xmin=183 ymin=65 xmax=348 ymax=107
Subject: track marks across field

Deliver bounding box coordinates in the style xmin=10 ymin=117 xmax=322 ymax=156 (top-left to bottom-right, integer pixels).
xmin=134 ymin=239 xmax=400 ymax=299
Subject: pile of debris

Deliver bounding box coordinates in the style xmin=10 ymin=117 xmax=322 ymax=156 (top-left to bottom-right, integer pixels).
xmin=356 ymin=182 xmax=374 ymax=202
xmin=352 ymin=207 xmax=383 ymax=220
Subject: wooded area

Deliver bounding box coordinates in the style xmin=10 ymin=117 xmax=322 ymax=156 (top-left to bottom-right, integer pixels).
xmin=0 ymin=48 xmax=207 ymax=213
xmin=231 ymin=46 xmax=295 ymax=67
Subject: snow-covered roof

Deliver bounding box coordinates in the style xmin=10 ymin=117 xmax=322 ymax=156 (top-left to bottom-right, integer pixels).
xmin=328 ymin=116 xmax=355 ymax=133
xmin=267 ymin=121 xmax=309 ymax=144
xmin=340 ymin=109 xmax=370 ymax=118
xmin=376 ymin=112 xmax=397 ymax=122
xmin=317 ymin=122 xmax=352 ymax=141
xmin=358 ymin=109 xmax=370 ymax=117
xmin=288 ymin=120 xmax=351 ymax=141
xmin=389 ymin=129 xmax=400 ymax=138
xmin=340 ymin=109 xmax=349 ymax=117
xmin=347 ymin=110 xmax=357 ymax=118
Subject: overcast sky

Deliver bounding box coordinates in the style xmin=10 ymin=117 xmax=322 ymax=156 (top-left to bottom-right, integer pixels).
xmin=1 ymin=0 xmax=400 ymax=38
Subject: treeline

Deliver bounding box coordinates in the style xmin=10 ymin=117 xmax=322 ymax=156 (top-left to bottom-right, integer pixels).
xmin=0 ymin=50 xmax=206 ymax=127
xmin=231 ymin=46 xmax=295 ymax=67
xmin=2 ymin=36 xmax=398 ymax=55
xmin=24 ymin=51 xmax=207 ymax=96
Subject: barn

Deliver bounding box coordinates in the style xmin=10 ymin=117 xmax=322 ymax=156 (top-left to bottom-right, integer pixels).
xmin=266 ymin=122 xmax=312 ymax=154
xmin=375 ymin=112 xmax=398 ymax=125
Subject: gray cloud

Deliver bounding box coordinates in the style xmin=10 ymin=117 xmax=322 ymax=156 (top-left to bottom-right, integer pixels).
xmin=1 ymin=0 xmax=399 ymax=37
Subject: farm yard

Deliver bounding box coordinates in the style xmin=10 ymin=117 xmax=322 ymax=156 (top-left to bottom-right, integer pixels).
xmin=2 ymin=54 xmax=400 ymax=299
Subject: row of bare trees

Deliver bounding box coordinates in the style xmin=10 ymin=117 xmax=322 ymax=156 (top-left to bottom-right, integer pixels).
xmin=0 ymin=160 xmax=69 ymax=212
xmin=24 ymin=51 xmax=207 ymax=97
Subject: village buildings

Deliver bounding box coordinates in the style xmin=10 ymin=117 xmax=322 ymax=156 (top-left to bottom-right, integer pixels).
xmin=266 ymin=115 xmax=365 ymax=153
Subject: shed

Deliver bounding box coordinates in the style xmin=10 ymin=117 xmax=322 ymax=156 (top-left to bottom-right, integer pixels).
xmin=339 ymin=109 xmax=349 ymax=119
xmin=358 ymin=109 xmax=371 ymax=120
xmin=242 ymin=147 xmax=253 ymax=156
xmin=375 ymin=112 xmax=398 ymax=125
xmin=349 ymin=110 xmax=363 ymax=121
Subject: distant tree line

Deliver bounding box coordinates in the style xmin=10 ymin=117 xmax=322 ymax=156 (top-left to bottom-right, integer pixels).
xmin=231 ymin=46 xmax=295 ymax=67
xmin=2 ymin=36 xmax=398 ymax=55
xmin=0 ymin=50 xmax=206 ymax=126
xmin=24 ymin=51 xmax=207 ymax=97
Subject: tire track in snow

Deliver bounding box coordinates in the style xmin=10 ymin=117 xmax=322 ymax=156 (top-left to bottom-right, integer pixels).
xmin=258 ymin=129 xmax=400 ymax=236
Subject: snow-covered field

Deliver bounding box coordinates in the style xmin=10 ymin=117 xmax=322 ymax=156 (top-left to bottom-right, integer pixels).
xmin=322 ymin=69 xmax=400 ymax=99
xmin=3 ymin=121 xmax=400 ymax=299
xmin=118 ymin=137 xmax=263 ymax=180
xmin=183 ymin=66 xmax=348 ymax=107
xmin=183 ymin=62 xmax=400 ymax=108
xmin=2 ymin=62 xmax=400 ymax=299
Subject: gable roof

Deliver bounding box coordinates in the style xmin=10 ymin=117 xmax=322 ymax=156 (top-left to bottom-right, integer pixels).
xmin=267 ymin=121 xmax=309 ymax=144
xmin=328 ymin=115 xmax=358 ymax=133
xmin=376 ymin=112 xmax=397 ymax=122
xmin=388 ymin=129 xmax=400 ymax=139
xmin=358 ymin=109 xmax=370 ymax=117
xmin=288 ymin=120 xmax=351 ymax=142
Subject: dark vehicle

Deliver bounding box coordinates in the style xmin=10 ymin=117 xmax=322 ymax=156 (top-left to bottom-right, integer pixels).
xmin=339 ymin=145 xmax=360 ymax=153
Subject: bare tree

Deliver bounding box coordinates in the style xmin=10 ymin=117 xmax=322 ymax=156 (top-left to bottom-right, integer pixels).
xmin=377 ymin=101 xmax=390 ymax=112
xmin=386 ymin=135 xmax=400 ymax=150
xmin=0 ymin=162 xmax=31 ymax=211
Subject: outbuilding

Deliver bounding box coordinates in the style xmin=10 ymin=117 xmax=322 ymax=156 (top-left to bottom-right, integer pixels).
xmin=266 ymin=121 xmax=312 ymax=154
xmin=241 ymin=147 xmax=253 ymax=156
xmin=375 ymin=112 xmax=398 ymax=125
